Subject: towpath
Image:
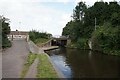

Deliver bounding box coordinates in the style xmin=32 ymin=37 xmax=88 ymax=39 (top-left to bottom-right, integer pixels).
xmin=2 ymin=40 xmax=29 ymax=78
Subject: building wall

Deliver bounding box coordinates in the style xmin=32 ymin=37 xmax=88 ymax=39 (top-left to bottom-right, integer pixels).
xmin=8 ymin=34 xmax=29 ymax=41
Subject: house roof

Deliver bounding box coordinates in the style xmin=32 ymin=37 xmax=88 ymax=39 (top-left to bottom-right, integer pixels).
xmin=10 ymin=31 xmax=29 ymax=35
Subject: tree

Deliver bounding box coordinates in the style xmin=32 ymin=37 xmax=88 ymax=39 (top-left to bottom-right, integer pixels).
xmin=62 ymin=1 xmax=120 ymax=55
xmin=0 ymin=16 xmax=11 ymax=48
xmin=111 ymin=12 xmax=120 ymax=26
xmin=73 ymin=2 xmax=87 ymax=21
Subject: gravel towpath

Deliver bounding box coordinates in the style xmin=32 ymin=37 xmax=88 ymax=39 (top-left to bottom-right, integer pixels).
xmin=25 ymin=58 xmax=39 ymax=78
xmin=2 ymin=40 xmax=29 ymax=78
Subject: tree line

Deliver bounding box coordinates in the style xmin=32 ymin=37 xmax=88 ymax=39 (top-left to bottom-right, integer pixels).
xmin=62 ymin=1 xmax=120 ymax=55
xmin=0 ymin=16 xmax=11 ymax=48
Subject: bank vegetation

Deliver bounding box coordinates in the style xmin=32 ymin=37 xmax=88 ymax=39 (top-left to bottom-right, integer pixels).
xmin=62 ymin=1 xmax=120 ymax=56
xmin=0 ymin=16 xmax=11 ymax=49
xmin=29 ymin=30 xmax=52 ymax=46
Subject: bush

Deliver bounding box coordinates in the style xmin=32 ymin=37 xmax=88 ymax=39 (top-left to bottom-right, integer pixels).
xmin=29 ymin=30 xmax=52 ymax=43
xmin=2 ymin=36 xmax=11 ymax=48
xmin=76 ymin=38 xmax=89 ymax=49
xmin=92 ymin=23 xmax=120 ymax=55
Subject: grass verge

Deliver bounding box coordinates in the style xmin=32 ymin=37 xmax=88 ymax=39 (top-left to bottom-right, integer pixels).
xmin=34 ymin=38 xmax=50 ymax=45
xmin=37 ymin=53 xmax=58 ymax=78
xmin=20 ymin=53 xmax=37 ymax=78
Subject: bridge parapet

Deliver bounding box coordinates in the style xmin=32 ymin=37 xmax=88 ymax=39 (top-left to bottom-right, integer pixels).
xmin=37 ymin=36 xmax=69 ymax=47
xmin=37 ymin=39 xmax=53 ymax=47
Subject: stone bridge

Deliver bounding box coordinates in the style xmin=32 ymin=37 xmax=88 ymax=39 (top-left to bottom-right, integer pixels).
xmin=7 ymin=31 xmax=70 ymax=48
xmin=38 ymin=37 xmax=71 ymax=47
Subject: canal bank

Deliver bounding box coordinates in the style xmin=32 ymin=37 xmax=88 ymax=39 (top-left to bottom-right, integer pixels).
xmin=27 ymin=40 xmax=120 ymax=78
xmin=27 ymin=40 xmax=66 ymax=78
xmin=41 ymin=53 xmax=66 ymax=78
xmin=66 ymin=41 xmax=120 ymax=57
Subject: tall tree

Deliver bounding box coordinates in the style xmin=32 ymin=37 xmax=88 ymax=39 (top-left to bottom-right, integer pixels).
xmin=0 ymin=16 xmax=11 ymax=48
xmin=73 ymin=2 xmax=87 ymax=21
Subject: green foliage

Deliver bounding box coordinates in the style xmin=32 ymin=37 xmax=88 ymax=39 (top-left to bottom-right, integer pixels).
xmin=21 ymin=53 xmax=37 ymax=78
xmin=62 ymin=21 xmax=78 ymax=41
xmin=37 ymin=53 xmax=58 ymax=78
xmin=1 ymin=16 xmax=11 ymax=48
xmin=73 ymin=2 xmax=87 ymax=21
xmin=29 ymin=30 xmax=52 ymax=43
xmin=34 ymin=38 xmax=49 ymax=44
xmin=62 ymin=21 xmax=93 ymax=42
xmin=92 ymin=23 xmax=120 ymax=55
xmin=2 ymin=38 xmax=11 ymax=48
xmin=76 ymin=38 xmax=89 ymax=49
xmin=62 ymin=1 xmax=120 ymax=55
xmin=26 ymin=53 xmax=37 ymax=65
xmin=62 ymin=1 xmax=94 ymax=42
xmin=62 ymin=21 xmax=73 ymax=36
xmin=111 ymin=12 xmax=120 ymax=26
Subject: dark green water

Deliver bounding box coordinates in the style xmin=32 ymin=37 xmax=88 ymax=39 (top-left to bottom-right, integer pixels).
xmin=46 ymin=48 xmax=120 ymax=78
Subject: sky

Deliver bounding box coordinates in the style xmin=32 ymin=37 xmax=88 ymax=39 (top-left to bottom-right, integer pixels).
xmin=0 ymin=0 xmax=119 ymax=36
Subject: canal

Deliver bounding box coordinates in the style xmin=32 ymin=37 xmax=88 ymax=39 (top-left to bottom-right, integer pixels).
xmin=45 ymin=48 xmax=120 ymax=78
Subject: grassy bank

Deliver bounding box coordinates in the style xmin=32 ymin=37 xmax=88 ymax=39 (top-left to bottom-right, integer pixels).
xmin=34 ymin=38 xmax=50 ymax=45
xmin=91 ymin=25 xmax=120 ymax=56
xmin=66 ymin=38 xmax=89 ymax=49
xmin=21 ymin=53 xmax=37 ymax=78
xmin=29 ymin=30 xmax=52 ymax=46
xmin=67 ymin=41 xmax=120 ymax=56
xmin=34 ymin=38 xmax=50 ymax=46
xmin=103 ymin=50 xmax=120 ymax=56
xmin=37 ymin=53 xmax=58 ymax=78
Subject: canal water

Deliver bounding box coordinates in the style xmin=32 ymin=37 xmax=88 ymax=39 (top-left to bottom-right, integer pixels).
xmin=45 ymin=48 xmax=120 ymax=78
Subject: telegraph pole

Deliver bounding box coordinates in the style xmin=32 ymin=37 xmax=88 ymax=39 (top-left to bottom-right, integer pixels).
xmin=95 ymin=17 xmax=96 ymax=31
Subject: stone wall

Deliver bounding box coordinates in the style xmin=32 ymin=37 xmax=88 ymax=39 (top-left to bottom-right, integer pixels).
xmin=28 ymin=40 xmax=44 ymax=54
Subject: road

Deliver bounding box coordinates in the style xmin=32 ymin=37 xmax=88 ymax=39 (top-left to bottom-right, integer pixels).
xmin=2 ymin=40 xmax=29 ymax=78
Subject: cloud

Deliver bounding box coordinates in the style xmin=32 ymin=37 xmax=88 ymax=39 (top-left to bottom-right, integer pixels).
xmin=0 ymin=0 xmax=73 ymax=35
xmin=1 ymin=0 xmax=118 ymax=35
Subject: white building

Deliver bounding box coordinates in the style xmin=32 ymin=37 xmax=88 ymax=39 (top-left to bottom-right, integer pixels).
xmin=8 ymin=31 xmax=29 ymax=41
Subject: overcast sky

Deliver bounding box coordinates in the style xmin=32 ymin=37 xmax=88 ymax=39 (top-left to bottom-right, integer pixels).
xmin=0 ymin=0 xmax=119 ymax=36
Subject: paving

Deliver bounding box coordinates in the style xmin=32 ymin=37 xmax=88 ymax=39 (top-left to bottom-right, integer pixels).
xmin=2 ymin=40 xmax=29 ymax=78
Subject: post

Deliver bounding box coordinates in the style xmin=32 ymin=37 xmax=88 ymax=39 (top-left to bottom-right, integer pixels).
xmin=95 ymin=17 xmax=96 ymax=31
xmin=12 ymin=35 xmax=13 ymax=41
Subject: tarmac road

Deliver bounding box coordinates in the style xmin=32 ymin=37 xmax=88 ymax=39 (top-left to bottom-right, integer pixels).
xmin=2 ymin=40 xmax=29 ymax=78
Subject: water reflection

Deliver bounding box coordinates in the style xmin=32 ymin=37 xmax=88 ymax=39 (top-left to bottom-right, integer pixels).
xmin=46 ymin=48 xmax=120 ymax=78
xmin=46 ymin=48 xmax=72 ymax=78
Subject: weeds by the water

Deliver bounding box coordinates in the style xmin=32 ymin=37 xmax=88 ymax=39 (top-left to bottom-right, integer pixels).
xmin=37 ymin=53 xmax=58 ymax=78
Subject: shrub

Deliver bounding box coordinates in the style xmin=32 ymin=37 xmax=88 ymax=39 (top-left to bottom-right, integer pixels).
xmin=92 ymin=23 xmax=120 ymax=55
xmin=76 ymin=38 xmax=89 ymax=49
